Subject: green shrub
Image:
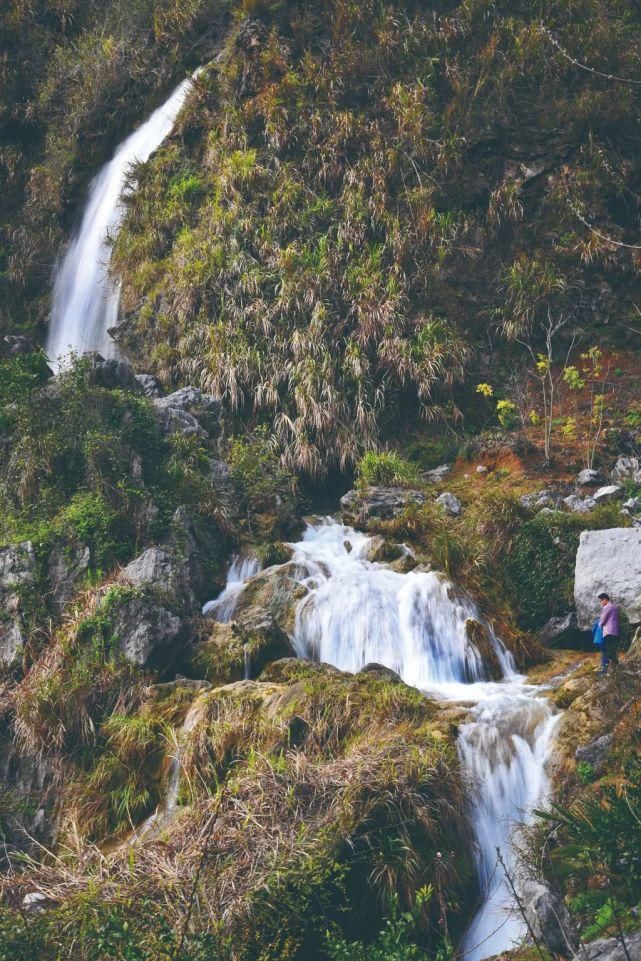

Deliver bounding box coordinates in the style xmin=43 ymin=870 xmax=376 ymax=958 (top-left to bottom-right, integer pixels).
xmin=356 ymin=451 xmax=420 ymax=489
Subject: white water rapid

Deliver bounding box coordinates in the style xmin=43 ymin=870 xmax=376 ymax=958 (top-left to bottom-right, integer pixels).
xmin=204 ymin=518 xmax=560 ymax=959
xmin=46 ymin=75 xmax=197 ymax=368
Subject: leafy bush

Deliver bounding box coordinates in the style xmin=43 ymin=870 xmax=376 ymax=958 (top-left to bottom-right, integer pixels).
xmin=356 ymin=451 xmax=421 ymax=489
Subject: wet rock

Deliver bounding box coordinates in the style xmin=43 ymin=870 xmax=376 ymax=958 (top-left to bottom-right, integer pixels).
xmin=576 ymin=468 xmax=607 ymax=487
xmin=85 ymin=354 xmax=142 ymax=393
xmin=340 ymin=486 xmax=427 ymax=527
xmin=519 ymin=878 xmax=578 ymax=957
xmin=233 ymin=561 xmax=309 ymax=634
xmin=575 ymin=733 xmax=613 ymax=773
xmin=152 ymin=387 xmax=221 ymax=441
xmin=135 ymin=373 xmax=164 ymax=398
xmin=570 ymin=930 xmax=641 ymax=961
xmin=47 ymin=542 xmax=91 ymax=611
xmin=611 ymin=456 xmax=641 ymax=484
xmin=592 ymin=484 xmax=624 ymax=505
xmin=436 ymin=491 xmax=461 ymax=516
xmin=360 ymin=663 xmax=404 ymax=683
xmin=574 ymin=528 xmax=641 ymax=628
xmin=363 ymin=535 xmax=388 ymax=562
xmin=539 ymin=612 xmax=579 ymax=646
xmin=465 ymin=618 xmax=502 ymax=680
xmin=112 ymin=596 xmax=183 ymax=668
xmin=425 ymin=463 xmax=452 ymax=483
xmin=389 ymin=546 xmax=418 ymax=573
xmin=199 ymin=609 xmax=294 ymax=683
xmin=0 ymin=542 xmax=37 ymax=665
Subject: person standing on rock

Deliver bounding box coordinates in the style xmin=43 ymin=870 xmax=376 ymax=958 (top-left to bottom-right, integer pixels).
xmin=597 ymin=592 xmax=620 ymax=675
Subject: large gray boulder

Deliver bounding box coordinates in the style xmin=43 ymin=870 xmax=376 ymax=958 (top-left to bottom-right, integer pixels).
xmin=519 ymin=879 xmax=578 ymax=957
xmin=152 ymin=387 xmax=221 ymax=441
xmin=576 ymin=468 xmax=608 ymax=487
xmin=0 ymin=542 xmax=37 ymax=665
xmin=340 ymin=487 xmax=426 ymax=526
xmin=571 ymin=930 xmax=641 ymax=961
xmin=112 ymin=596 xmax=183 ymax=668
xmin=123 ymin=547 xmax=194 ymax=606
xmin=574 ymin=528 xmax=641 ymax=628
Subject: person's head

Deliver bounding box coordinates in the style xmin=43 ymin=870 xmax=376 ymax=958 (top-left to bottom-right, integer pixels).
xmin=598 ymin=592 xmax=610 ymax=607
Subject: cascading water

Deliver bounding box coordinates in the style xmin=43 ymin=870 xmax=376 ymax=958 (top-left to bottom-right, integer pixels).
xmin=203 ymin=518 xmax=560 ymax=959
xmin=202 ymin=554 xmax=261 ymax=620
xmin=46 ymin=74 xmax=198 ymax=368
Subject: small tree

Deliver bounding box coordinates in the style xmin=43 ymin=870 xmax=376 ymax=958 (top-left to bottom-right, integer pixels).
xmin=516 ymin=310 xmax=576 ymax=465
xmin=562 ymin=346 xmax=611 ymax=468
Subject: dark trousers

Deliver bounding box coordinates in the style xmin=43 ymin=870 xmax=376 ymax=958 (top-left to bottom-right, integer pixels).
xmin=601 ymin=634 xmax=619 ymax=673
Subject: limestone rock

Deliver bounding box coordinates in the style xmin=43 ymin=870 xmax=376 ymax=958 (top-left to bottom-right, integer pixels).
xmin=539 ymin=612 xmax=579 ymax=646
xmin=563 ymin=494 xmax=595 ymax=514
xmin=592 ymin=484 xmax=624 ymax=505
xmin=570 ymin=930 xmax=641 ymax=961
xmin=425 ymin=463 xmax=452 ymax=483
xmin=112 ymin=596 xmax=183 ymax=668
xmin=623 ymin=496 xmax=641 ymax=512
xmin=135 ymin=373 xmax=164 ymax=398
xmin=576 ymin=468 xmax=607 ymax=487
xmin=575 ymin=733 xmax=613 ymax=773
xmin=0 ymin=542 xmax=37 ymax=665
xmin=123 ymin=547 xmax=194 ymax=607
xmin=152 ymin=387 xmax=221 ymax=441
xmin=611 ymin=456 xmax=641 ymax=484
xmin=340 ymin=486 xmax=427 ymax=527
xmin=519 ymin=879 xmax=578 ymax=957
xmin=436 ymin=491 xmax=461 ymax=516
xmin=476 ymin=465 xmax=488 ymax=474
xmin=574 ymin=528 xmax=641 ymax=628
xmin=85 ymin=354 xmax=142 ymax=393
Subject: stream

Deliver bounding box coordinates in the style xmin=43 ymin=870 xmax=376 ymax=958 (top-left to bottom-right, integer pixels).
xmin=204 ymin=519 xmax=560 ymax=961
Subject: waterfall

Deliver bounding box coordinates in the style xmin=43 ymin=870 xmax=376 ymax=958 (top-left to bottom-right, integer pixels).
xmin=204 ymin=517 xmax=559 ymax=959
xmin=202 ymin=554 xmax=261 ymax=620
xmin=46 ymin=74 xmax=197 ymax=368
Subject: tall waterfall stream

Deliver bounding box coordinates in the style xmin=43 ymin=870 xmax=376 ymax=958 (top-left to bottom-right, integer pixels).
xmin=46 ymin=74 xmax=198 ymax=367
xmin=204 ymin=519 xmax=560 ymax=961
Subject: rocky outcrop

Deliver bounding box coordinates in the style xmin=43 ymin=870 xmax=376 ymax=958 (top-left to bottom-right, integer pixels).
xmin=611 ymin=456 xmax=641 ymax=484
xmin=232 ymin=561 xmax=310 ymax=634
xmin=123 ymin=546 xmax=196 ymax=611
xmin=0 ymin=542 xmax=37 ymax=665
xmin=571 ymin=930 xmax=641 ymax=961
xmin=539 ymin=612 xmax=579 ymax=646
xmin=135 ymin=373 xmax=164 ymax=398
xmin=574 ymin=528 xmax=641 ymax=628
xmin=85 ymin=354 xmax=142 ymax=393
xmin=198 ymin=612 xmax=295 ymax=684
xmin=152 ymin=387 xmax=221 ymax=441
xmin=112 ymin=595 xmax=183 ymax=668
xmin=575 ymin=733 xmax=613 ymax=773
xmin=519 ymin=878 xmax=578 ymax=957
xmin=424 ymin=463 xmax=452 ymax=483
xmin=340 ymin=486 xmax=426 ymax=526
xmin=563 ymin=494 xmax=596 ymax=514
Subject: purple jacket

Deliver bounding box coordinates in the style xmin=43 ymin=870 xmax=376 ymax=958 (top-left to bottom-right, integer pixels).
xmin=599 ymin=602 xmax=620 ymax=637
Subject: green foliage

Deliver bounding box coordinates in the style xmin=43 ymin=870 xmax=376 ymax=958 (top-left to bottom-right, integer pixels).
xmin=255 ymin=541 xmax=291 ymax=567
xmin=325 ymin=889 xmax=446 ymax=961
xmin=576 ymin=761 xmax=596 ymax=784
xmin=496 ymin=399 xmax=518 ymax=429
xmin=538 ymin=755 xmax=641 ymax=906
xmin=356 ymin=451 xmax=420 ymax=489
xmin=228 ymin=428 xmax=297 ymax=514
